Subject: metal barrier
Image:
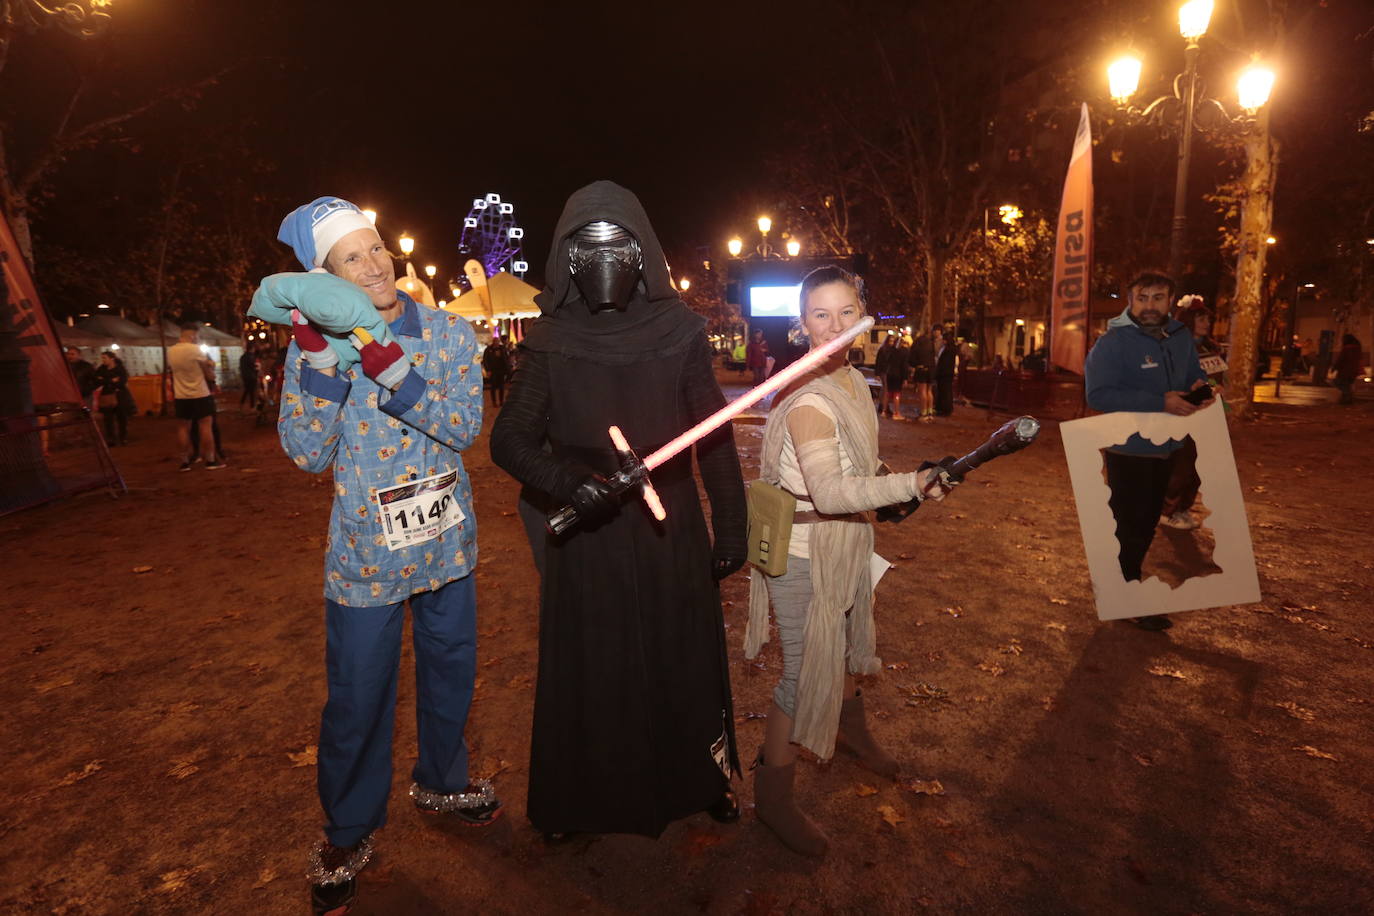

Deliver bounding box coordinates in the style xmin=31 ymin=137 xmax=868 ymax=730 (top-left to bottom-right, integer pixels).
xmin=0 ymin=406 xmax=125 ymax=516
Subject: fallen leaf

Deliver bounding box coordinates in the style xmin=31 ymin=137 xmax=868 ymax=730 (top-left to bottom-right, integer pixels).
xmin=1048 ymin=598 xmax=1069 ymax=606
xmin=1044 ymin=621 xmax=1067 ymax=632
xmin=943 ymin=849 xmax=971 ymax=868
xmin=251 ymin=868 xmax=277 ymax=889
xmin=999 ymin=641 xmax=1023 ymax=656
xmin=941 ymin=606 xmax=963 ymax=618
xmin=885 ymin=661 xmax=910 ymax=672
xmin=1275 ymin=701 xmax=1315 ymax=722
xmin=157 ymin=867 xmax=204 ymax=893
xmin=897 ymin=553 xmax=914 ymax=560
xmin=903 ymin=682 xmax=948 ymax=702
xmin=877 ymin=804 xmax=904 ymax=828
xmin=1131 ymin=752 xmax=1154 ymax=767
xmin=55 ymin=760 xmax=103 ymax=788
xmin=856 ymin=783 xmax=879 ymax=797
xmin=1295 ymin=745 xmax=1338 ymax=761
xmin=976 ymin=661 xmax=1004 ymax=676
xmin=35 ymin=676 xmax=75 ymax=693
xmin=1146 ymin=666 xmax=1187 ymax=680
xmin=1040 ymin=696 xmax=1055 ymax=711
xmin=904 ymin=779 xmax=945 ymax=796
xmin=132 ymin=566 xmax=153 ymax=574
xmin=167 ymin=760 xmax=200 ymax=780
xmin=288 ymin=745 xmax=317 ymax=768
xmin=932 ymin=817 xmax=955 ymax=829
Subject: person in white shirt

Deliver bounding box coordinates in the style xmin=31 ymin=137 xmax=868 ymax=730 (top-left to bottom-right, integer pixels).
xmin=167 ymin=323 xmax=222 ymax=470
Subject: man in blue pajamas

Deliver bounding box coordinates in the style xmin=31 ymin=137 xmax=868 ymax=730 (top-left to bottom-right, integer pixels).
xmin=270 ymin=197 xmax=499 ymax=916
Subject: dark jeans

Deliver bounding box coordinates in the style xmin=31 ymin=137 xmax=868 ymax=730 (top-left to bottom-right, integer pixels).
xmin=1103 ymin=451 xmax=1173 ymax=581
xmin=1161 ymin=436 xmax=1200 ymax=517
xmin=319 ymin=575 xmax=478 ymax=847
xmin=489 ymin=378 xmax=506 ymax=407
xmin=240 ymin=377 xmax=258 ymax=408
xmin=100 ymin=406 xmax=127 ymax=444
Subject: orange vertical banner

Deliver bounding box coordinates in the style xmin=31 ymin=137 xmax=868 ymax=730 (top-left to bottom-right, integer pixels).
xmin=1050 ymin=102 xmax=1094 ymax=375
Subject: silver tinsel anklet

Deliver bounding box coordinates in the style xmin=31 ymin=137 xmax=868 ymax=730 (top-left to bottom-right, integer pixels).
xmin=307 ymin=834 xmax=374 ymax=886
xmin=408 ymin=778 xmax=497 ymax=813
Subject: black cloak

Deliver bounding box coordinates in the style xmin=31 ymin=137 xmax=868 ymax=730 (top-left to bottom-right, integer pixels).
xmin=491 ymin=181 xmax=747 ymax=837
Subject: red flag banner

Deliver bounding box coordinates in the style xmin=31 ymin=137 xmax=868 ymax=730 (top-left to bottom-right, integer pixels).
xmin=1 ymin=212 xmax=81 ymax=407
xmin=1050 ymin=102 xmax=1094 ymax=375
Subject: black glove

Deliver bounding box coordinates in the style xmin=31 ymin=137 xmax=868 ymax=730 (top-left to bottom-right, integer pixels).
xmin=712 ymin=556 xmax=745 ymax=581
xmin=568 ymin=474 xmax=618 ymax=525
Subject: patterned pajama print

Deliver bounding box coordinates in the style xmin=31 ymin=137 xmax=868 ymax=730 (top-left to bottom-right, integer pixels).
xmin=279 ymin=292 xmax=486 ymax=846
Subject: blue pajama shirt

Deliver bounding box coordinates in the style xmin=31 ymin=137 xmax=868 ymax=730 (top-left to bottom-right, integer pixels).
xmin=277 ymin=291 xmax=486 ymax=846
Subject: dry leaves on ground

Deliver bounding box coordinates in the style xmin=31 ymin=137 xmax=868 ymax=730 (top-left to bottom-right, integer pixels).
xmin=167 ymin=749 xmax=207 ymax=780
xmin=1044 ymin=621 xmax=1067 ymax=632
xmin=855 ymin=783 xmax=879 ymax=797
xmin=1048 ymin=598 xmax=1069 ymax=606
xmin=251 ymin=868 xmax=277 ymax=889
xmin=904 ymin=778 xmax=945 ymax=796
xmin=1132 ymin=752 xmax=1154 ymax=767
xmin=55 ymin=760 xmax=103 ymax=788
xmin=976 ymin=661 xmax=1005 ymax=676
xmin=1147 ymin=666 xmax=1187 ymax=680
xmin=943 ymin=849 xmax=971 ymax=868
xmin=999 ymin=641 xmax=1023 ymax=656
xmin=941 ymin=606 xmax=963 ymax=618
xmin=877 ymin=804 xmax=905 ymax=828
xmin=1275 ymin=701 xmax=1315 ymax=721
xmin=132 ymin=566 xmax=153 ymax=574
xmin=903 ymin=682 xmax=948 ymax=703
xmin=1295 ymin=745 xmax=1338 ymax=761
xmin=157 ymin=866 xmax=205 ymax=893
xmin=287 ymin=745 xmax=317 ymax=767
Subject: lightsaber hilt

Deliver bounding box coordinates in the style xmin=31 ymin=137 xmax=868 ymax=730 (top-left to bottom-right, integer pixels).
xmin=876 ymin=416 xmax=1041 ymax=523
xmin=546 ymin=427 xmax=656 ymax=535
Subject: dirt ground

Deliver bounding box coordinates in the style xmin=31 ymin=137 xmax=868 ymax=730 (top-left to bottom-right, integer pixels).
xmin=3 ymin=376 xmax=1372 ymax=915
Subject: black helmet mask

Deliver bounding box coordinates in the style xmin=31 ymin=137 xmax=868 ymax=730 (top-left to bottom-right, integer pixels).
xmin=568 ymin=220 xmax=643 ymax=312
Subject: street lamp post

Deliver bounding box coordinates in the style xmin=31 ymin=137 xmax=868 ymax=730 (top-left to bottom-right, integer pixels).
xmin=398 ymin=234 xmax=415 ymax=263
xmin=1108 ymin=1 xmax=1273 ymax=287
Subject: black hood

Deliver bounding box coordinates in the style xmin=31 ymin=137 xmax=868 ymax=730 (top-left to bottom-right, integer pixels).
xmin=523 ymin=180 xmax=703 ymax=364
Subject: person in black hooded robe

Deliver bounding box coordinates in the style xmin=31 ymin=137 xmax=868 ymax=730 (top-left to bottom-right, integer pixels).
xmin=490 ymin=181 xmax=748 ymax=838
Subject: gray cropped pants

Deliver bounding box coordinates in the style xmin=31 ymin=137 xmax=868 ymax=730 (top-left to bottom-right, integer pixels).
xmin=764 ymin=556 xmax=815 ymax=718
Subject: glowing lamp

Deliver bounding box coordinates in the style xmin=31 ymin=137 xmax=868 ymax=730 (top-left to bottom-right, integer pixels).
xmin=1266 ymin=236 xmax=1277 ymax=245
xmin=998 ymin=204 xmax=1023 ymax=225
xmin=424 ymin=264 xmax=437 ymax=279
xmin=362 ymin=208 xmax=378 ymax=225
xmin=786 ymin=239 xmax=802 ymax=257
xmin=679 ymin=278 xmax=692 ymax=291
xmin=1236 ymin=65 xmax=1275 ymax=112
xmin=1178 ymin=0 xmax=1213 ymax=41
xmin=757 ymin=216 xmax=772 ymax=235
xmin=727 ymin=238 xmax=743 ymax=257
xmin=1015 ymin=318 xmax=1026 ymax=326
xmin=1108 ymin=55 xmax=1142 ymax=104
xmin=398 ymin=235 xmax=415 ymax=255
xmin=110 ymin=342 xmax=120 ymax=350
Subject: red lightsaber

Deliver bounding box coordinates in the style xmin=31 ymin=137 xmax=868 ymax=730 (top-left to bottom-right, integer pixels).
xmin=547 ymin=317 xmax=875 ymax=534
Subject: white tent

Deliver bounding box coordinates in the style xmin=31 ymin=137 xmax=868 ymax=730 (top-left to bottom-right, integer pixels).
xmin=152 ymin=320 xmax=245 ymax=388
xmin=77 ymin=315 xmax=165 ymax=377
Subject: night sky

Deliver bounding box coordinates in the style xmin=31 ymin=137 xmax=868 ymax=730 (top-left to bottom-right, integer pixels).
xmin=9 ymin=0 xmax=1373 ymax=313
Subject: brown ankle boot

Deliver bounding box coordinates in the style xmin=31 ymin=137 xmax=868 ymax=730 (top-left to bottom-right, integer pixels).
xmin=753 ymin=755 xmax=828 ymax=857
xmin=837 ymin=690 xmax=899 ymax=779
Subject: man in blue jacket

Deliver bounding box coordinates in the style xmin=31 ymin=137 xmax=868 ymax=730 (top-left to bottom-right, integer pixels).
xmin=1084 ymin=270 xmax=1215 ymax=631
xmin=270 ymin=197 xmax=500 ymax=916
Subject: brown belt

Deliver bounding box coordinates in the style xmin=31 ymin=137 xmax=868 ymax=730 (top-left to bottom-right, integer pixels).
xmin=793 ymin=509 xmax=867 ymax=525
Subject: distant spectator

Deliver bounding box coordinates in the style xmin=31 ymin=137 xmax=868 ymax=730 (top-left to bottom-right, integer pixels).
xmin=240 ymin=348 xmax=260 ymax=411
xmin=933 ymin=326 xmax=956 ymax=417
xmin=910 ymin=329 xmax=935 ymax=421
xmin=65 ymin=347 xmax=97 ymax=409
xmin=481 ymin=338 xmax=510 ymax=407
xmin=168 ymin=323 xmax=223 ymax=470
xmin=1334 ymin=333 xmax=1362 ymax=405
xmin=93 ymin=351 xmax=131 ymax=446
xmin=746 ymin=328 xmax=770 ymax=386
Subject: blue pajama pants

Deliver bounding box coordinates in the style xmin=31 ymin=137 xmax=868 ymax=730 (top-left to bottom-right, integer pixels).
xmin=318 ymin=574 xmax=477 ymax=847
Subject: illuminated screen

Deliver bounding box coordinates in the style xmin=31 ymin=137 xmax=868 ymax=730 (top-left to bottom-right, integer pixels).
xmin=749 ymin=284 xmax=801 ymax=317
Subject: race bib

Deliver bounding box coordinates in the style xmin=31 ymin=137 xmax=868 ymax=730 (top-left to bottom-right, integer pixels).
xmin=1199 ymin=354 xmax=1228 ymax=375
xmin=376 ymin=469 xmax=465 ymax=552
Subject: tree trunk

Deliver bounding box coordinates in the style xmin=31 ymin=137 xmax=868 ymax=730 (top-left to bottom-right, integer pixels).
xmin=1227 ymin=108 xmax=1277 ymax=420
xmin=925 ymin=247 xmax=947 ymax=331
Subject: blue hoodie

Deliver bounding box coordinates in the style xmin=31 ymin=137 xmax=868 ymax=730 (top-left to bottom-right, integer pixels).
xmin=1084 ymin=306 xmax=1207 ymax=456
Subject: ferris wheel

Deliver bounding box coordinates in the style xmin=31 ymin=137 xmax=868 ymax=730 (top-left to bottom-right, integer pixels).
xmin=454 ymin=192 xmax=529 ymax=293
